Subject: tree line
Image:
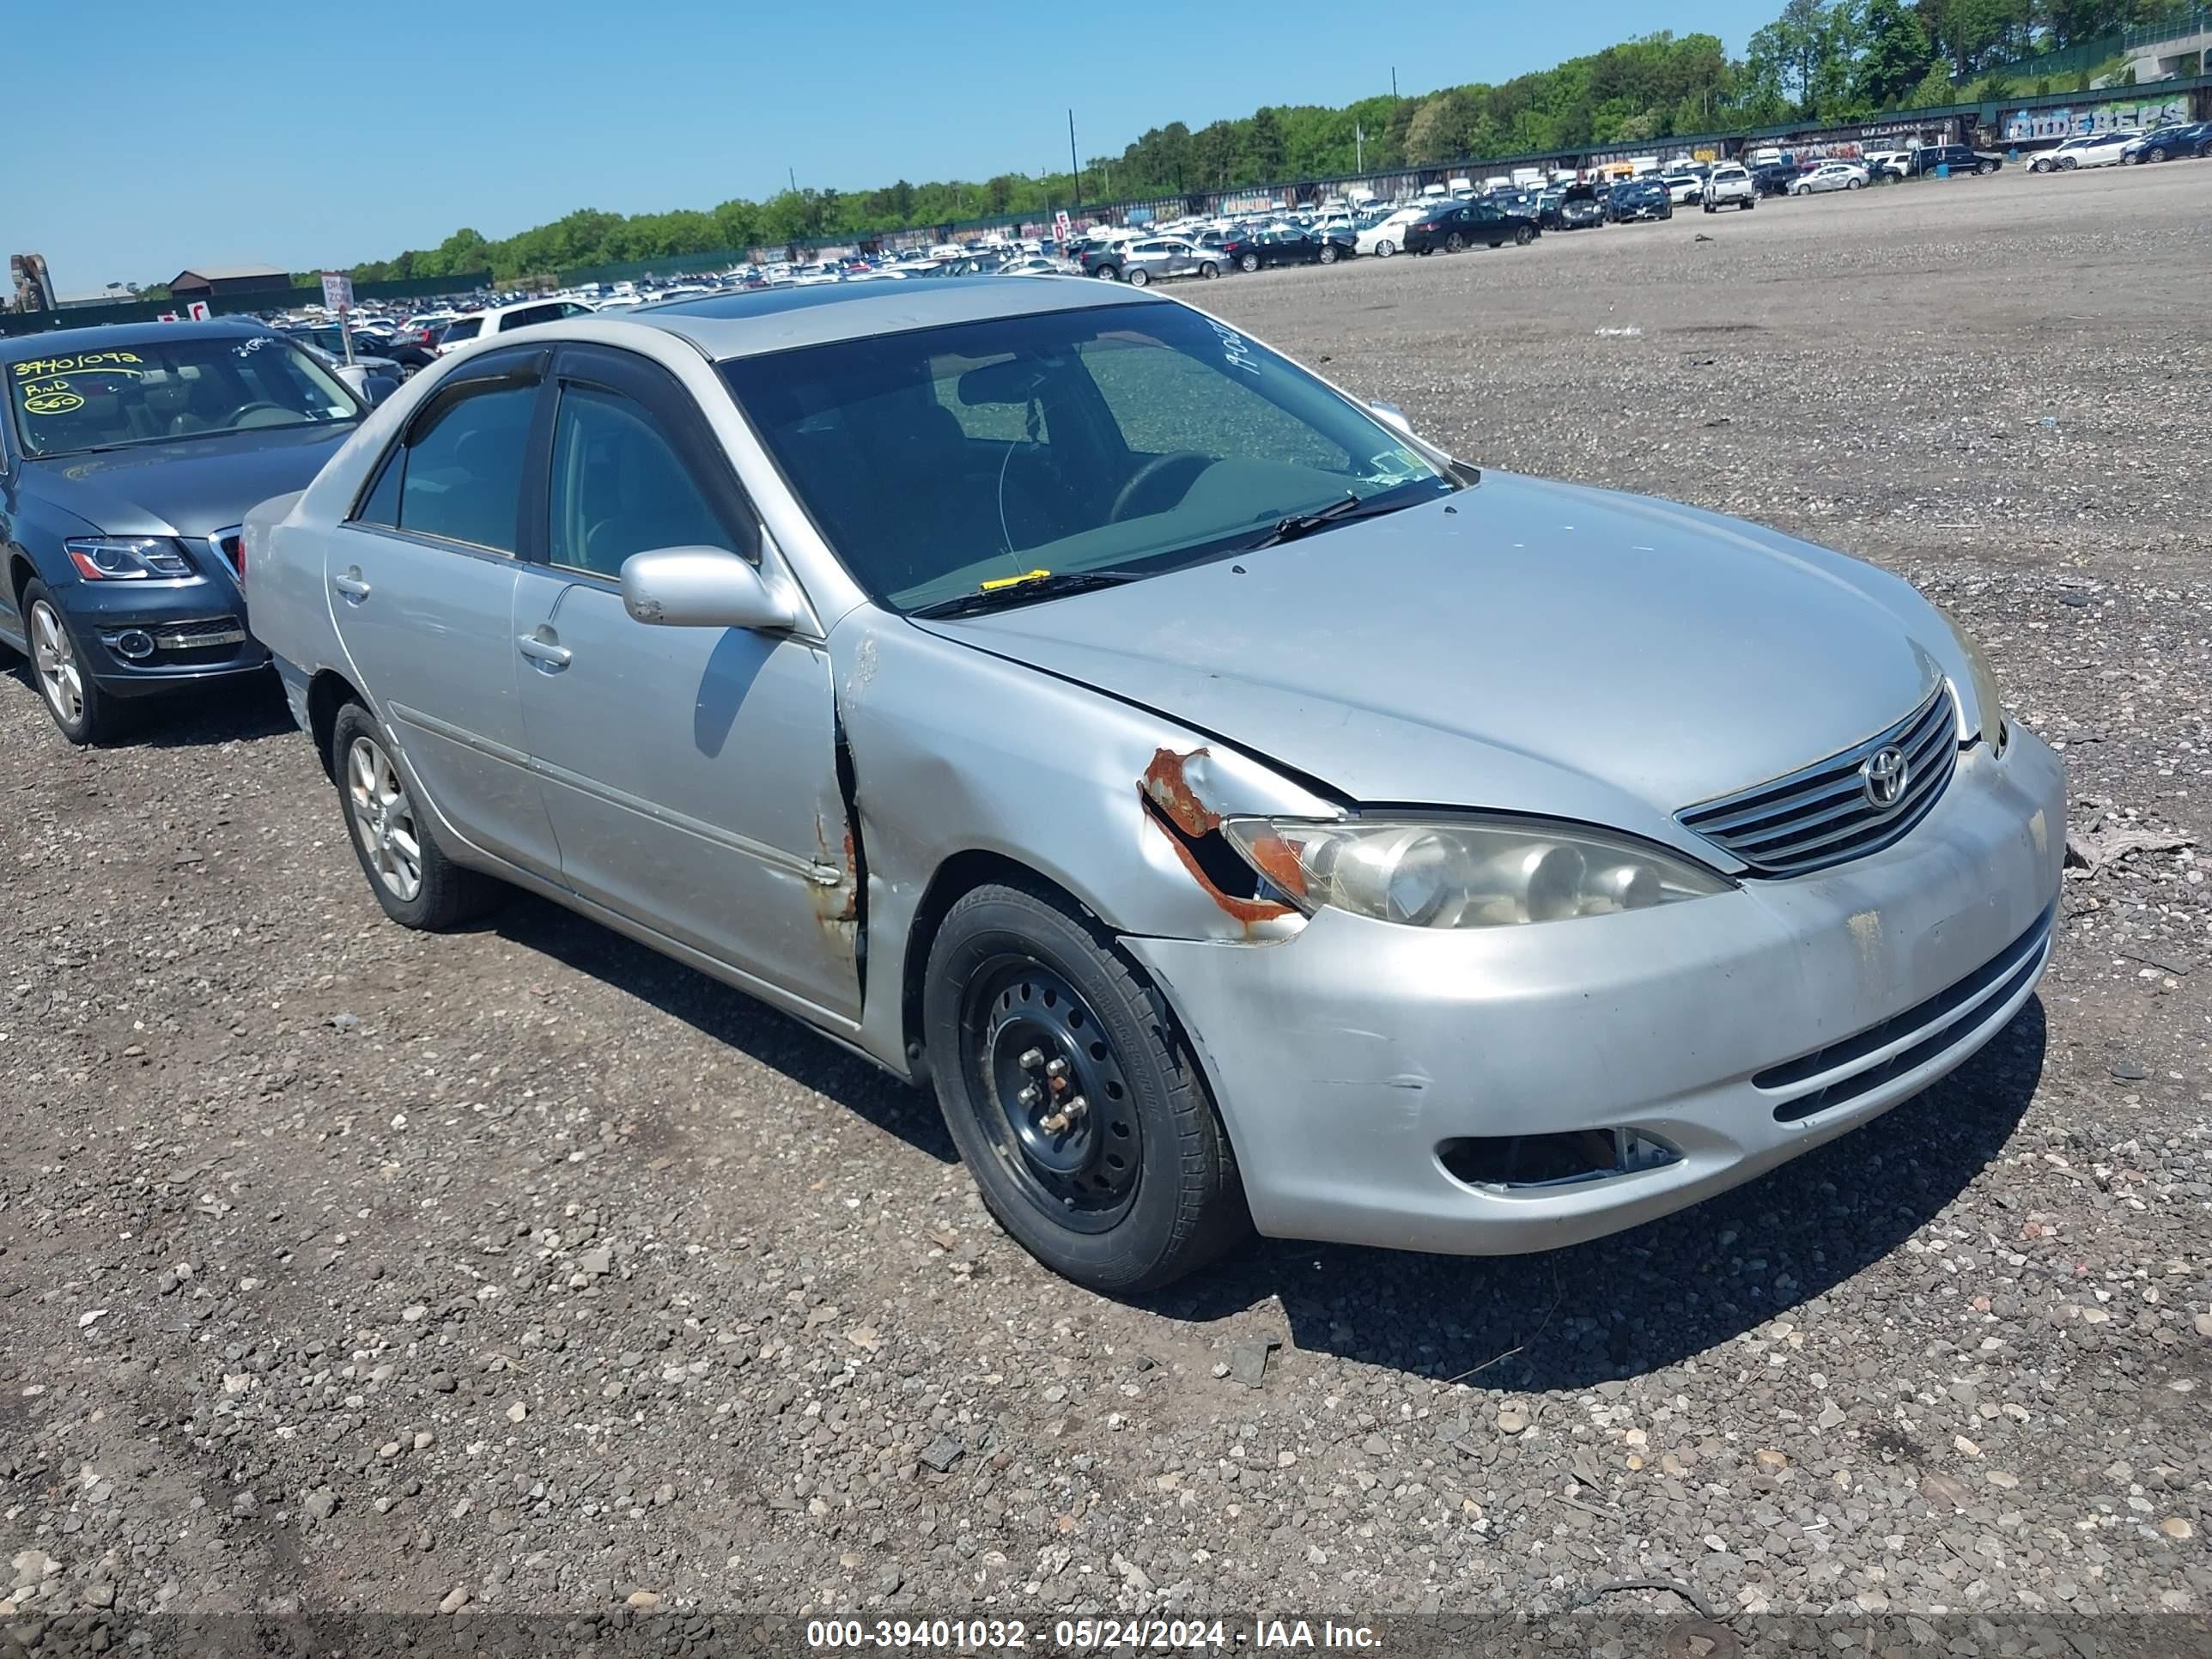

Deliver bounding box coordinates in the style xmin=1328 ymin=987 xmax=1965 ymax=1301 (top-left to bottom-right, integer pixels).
xmin=337 ymin=0 xmax=2185 ymax=284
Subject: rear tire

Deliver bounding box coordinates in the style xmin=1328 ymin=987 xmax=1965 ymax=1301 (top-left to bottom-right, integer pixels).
xmin=1093 ymin=264 xmax=1117 ymax=282
xmin=1126 ymin=267 xmax=1149 ymax=287
xmin=1742 ymin=196 xmax=1755 ymax=210
xmin=331 ymin=701 xmax=502 ymax=931
xmin=1444 ymin=231 xmax=1465 ymax=252
xmin=1703 ymin=201 xmax=1716 ymax=213
xmin=1375 ymin=239 xmax=1396 ymax=258
xmin=2059 ymin=156 xmax=2077 ymax=170
xmin=1977 ymin=161 xmax=1996 ymax=174
xmin=1846 ymin=178 xmax=1863 ymax=189
xmin=1198 ymin=261 xmax=1218 ymax=279
xmin=2148 ymin=147 xmax=2167 ymax=163
xmin=922 ymin=881 xmax=1251 ymax=1295
xmin=1238 ymin=252 xmax=1260 ymax=272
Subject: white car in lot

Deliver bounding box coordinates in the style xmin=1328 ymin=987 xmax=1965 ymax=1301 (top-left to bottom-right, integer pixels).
xmin=434 ymin=298 xmax=598 ymax=356
xmin=1790 ymin=161 xmax=1870 ymax=195
xmin=1661 ymin=171 xmax=1705 ymax=204
xmin=2030 ymin=131 xmax=2141 ymax=171
xmin=1355 ymin=205 xmax=1430 ymax=258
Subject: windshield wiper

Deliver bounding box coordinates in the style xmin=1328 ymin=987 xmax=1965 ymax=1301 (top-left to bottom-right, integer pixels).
xmin=908 ymin=568 xmax=1138 ymax=619
xmin=1243 ymin=489 xmax=1422 ymax=550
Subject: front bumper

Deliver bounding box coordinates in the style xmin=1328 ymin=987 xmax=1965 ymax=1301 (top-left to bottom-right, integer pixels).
xmin=63 ymin=577 xmax=267 ymax=696
xmin=1125 ymin=732 xmax=2064 ymax=1255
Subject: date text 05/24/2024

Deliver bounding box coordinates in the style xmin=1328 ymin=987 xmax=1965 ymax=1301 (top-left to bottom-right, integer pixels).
xmin=805 ymin=1620 xmax=1383 ymax=1650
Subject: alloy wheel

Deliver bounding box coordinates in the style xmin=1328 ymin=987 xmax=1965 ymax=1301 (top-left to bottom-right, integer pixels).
xmin=346 ymin=735 xmax=424 ymax=902
xmin=28 ymin=600 xmax=83 ymax=727
xmin=959 ymin=957 xmax=1140 ymax=1231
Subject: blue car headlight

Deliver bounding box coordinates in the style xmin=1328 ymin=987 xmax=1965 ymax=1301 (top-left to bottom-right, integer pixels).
xmin=64 ymin=537 xmax=198 ymax=582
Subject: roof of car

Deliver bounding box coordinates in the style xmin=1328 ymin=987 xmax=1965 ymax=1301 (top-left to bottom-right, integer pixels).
xmin=0 ymin=318 xmax=271 ymax=368
xmin=621 ymin=276 xmax=1170 ymax=361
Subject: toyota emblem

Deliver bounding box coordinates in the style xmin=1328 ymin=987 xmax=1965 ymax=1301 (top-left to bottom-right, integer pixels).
xmin=1861 ymin=744 xmax=1909 ymax=811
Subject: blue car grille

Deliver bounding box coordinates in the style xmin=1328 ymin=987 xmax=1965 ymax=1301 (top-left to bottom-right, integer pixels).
xmin=1678 ymin=684 xmax=1960 ymax=877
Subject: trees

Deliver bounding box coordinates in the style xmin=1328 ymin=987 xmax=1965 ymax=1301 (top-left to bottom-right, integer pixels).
xmin=1856 ymin=0 xmax=1939 ymax=105
xmin=348 ymin=0 xmax=2125 ymax=286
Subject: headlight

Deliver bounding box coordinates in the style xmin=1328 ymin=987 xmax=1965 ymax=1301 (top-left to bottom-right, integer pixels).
xmin=1938 ymin=610 xmax=2007 ymax=753
xmin=1220 ymin=817 xmax=1730 ymax=929
xmin=64 ymin=537 xmax=198 ymax=582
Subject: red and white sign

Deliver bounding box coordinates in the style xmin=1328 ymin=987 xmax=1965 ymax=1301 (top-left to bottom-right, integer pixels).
xmin=185 ymin=300 xmax=212 ymax=321
xmin=320 ymin=270 xmax=355 ymax=313
xmin=1054 ymin=210 xmax=1073 ymax=244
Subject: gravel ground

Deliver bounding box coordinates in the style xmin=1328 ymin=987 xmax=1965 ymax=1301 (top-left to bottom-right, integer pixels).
xmin=1 ymin=163 xmax=2208 ymax=1641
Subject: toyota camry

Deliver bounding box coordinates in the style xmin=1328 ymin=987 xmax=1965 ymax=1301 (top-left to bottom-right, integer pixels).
xmin=242 ymin=281 xmax=2061 ymax=1293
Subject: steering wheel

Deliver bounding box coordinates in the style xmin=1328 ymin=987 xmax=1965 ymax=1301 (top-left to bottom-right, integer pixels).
xmin=222 ymin=400 xmax=291 ymax=427
xmin=1109 ymin=450 xmax=1214 ymax=523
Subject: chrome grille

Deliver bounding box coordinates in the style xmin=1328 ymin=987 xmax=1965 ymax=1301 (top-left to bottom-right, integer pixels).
xmin=1679 ymin=684 xmax=1959 ymax=877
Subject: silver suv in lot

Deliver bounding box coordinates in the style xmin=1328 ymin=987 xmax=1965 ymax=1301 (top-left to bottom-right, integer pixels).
xmin=1702 ymin=164 xmax=1757 ymax=211
xmin=245 ymin=282 xmax=2059 ymax=1293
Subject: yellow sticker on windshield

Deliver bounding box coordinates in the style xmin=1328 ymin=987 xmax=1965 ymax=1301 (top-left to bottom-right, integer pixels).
xmin=12 ymin=350 xmax=142 ymax=377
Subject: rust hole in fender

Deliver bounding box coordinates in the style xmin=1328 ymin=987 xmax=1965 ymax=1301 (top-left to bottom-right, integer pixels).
xmin=1141 ymin=746 xmax=1223 ymax=837
xmin=1138 ymin=754 xmax=1293 ymax=928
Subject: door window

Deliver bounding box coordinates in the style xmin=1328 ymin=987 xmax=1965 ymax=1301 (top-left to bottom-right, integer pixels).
xmin=355 ymin=379 xmax=538 ymax=552
xmin=547 ymin=385 xmax=735 ymax=578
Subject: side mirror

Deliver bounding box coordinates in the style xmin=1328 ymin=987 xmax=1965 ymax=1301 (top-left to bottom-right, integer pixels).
xmin=620 ymin=546 xmax=802 ymax=633
xmin=1368 ymin=399 xmax=1416 ymax=438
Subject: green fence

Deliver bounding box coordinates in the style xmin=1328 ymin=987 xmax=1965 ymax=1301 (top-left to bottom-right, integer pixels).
xmin=1990 ymin=4 xmax=2209 ymax=85
xmin=0 ymin=272 xmax=494 ymax=337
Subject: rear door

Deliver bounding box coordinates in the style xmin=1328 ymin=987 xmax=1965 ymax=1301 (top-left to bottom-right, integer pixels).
xmin=329 ymin=345 xmax=562 ymax=878
xmin=509 ymin=343 xmax=859 ymax=1022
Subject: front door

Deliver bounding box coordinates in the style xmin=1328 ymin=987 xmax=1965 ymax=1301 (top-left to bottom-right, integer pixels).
xmin=511 ymin=344 xmax=860 ymax=1024
xmin=328 ymin=346 xmax=561 ymax=878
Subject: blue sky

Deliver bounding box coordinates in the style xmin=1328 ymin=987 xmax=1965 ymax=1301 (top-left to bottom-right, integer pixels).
xmin=15 ymin=0 xmax=1774 ymax=291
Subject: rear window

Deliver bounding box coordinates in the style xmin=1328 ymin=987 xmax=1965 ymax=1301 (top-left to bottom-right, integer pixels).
xmin=441 ymin=318 xmax=483 ymax=343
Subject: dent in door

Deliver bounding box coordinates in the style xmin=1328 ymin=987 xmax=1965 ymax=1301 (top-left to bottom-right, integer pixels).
xmin=514 ymin=577 xmax=860 ymax=1022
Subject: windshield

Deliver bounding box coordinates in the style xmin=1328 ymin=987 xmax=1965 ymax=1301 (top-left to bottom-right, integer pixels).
xmin=8 ymin=335 xmax=359 ymax=459
xmin=721 ymin=300 xmax=1458 ymax=613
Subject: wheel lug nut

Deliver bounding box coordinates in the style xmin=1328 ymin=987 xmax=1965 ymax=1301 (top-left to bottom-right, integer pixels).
xmin=1017 ymin=1085 xmax=1040 ymax=1108
xmin=1018 ymin=1047 xmax=1044 ymax=1070
xmin=1043 ymin=1057 xmax=1069 ymax=1079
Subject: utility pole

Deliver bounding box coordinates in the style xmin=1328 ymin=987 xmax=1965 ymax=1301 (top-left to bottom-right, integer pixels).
xmin=1391 ymin=66 xmax=1398 ymax=99
xmin=1356 ymin=122 xmax=1365 ymax=171
xmin=1068 ymin=110 xmax=1082 ymax=206
xmin=788 ymin=165 xmax=798 ymax=194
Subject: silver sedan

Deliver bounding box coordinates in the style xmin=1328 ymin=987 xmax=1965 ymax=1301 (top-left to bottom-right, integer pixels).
xmin=244 ymin=281 xmax=2060 ymax=1293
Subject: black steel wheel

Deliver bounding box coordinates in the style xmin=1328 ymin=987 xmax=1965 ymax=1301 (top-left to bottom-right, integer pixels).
xmin=922 ymin=881 xmax=1249 ymax=1293
xmin=960 ymin=959 xmax=1140 ymax=1231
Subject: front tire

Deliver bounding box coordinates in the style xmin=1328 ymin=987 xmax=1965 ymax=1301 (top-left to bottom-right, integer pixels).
xmin=922 ymin=882 xmax=1249 ymax=1294
xmin=1977 ymin=161 xmax=1996 ymax=174
xmin=331 ymin=702 xmax=501 ymax=931
xmin=1513 ymin=225 xmax=1534 ymax=245
xmin=1316 ymin=243 xmax=1337 ymax=264
xmin=22 ymin=581 xmax=128 ymax=745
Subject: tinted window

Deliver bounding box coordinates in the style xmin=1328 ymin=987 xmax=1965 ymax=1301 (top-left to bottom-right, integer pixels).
xmin=392 ymin=380 xmax=538 ymax=552
xmin=355 ymin=446 xmax=404 ymax=526
xmin=547 ymin=385 xmax=733 ymax=578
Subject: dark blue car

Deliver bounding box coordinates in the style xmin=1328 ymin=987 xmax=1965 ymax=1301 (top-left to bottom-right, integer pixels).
xmin=1 ymin=320 xmax=366 ymax=742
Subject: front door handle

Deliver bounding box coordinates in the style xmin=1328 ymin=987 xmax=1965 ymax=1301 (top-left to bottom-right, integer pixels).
xmin=332 ymin=568 xmax=371 ymax=602
xmin=517 ymin=631 xmax=571 ymax=670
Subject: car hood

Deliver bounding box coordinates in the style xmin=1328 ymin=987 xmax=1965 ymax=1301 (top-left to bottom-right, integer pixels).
xmin=916 ymin=473 xmax=1949 ymax=848
xmin=21 ymin=422 xmax=356 ymax=538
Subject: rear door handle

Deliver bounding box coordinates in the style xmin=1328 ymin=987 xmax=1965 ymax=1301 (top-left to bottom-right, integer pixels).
xmin=332 ymin=569 xmax=371 ymax=601
xmin=517 ymin=632 xmax=571 ymax=670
